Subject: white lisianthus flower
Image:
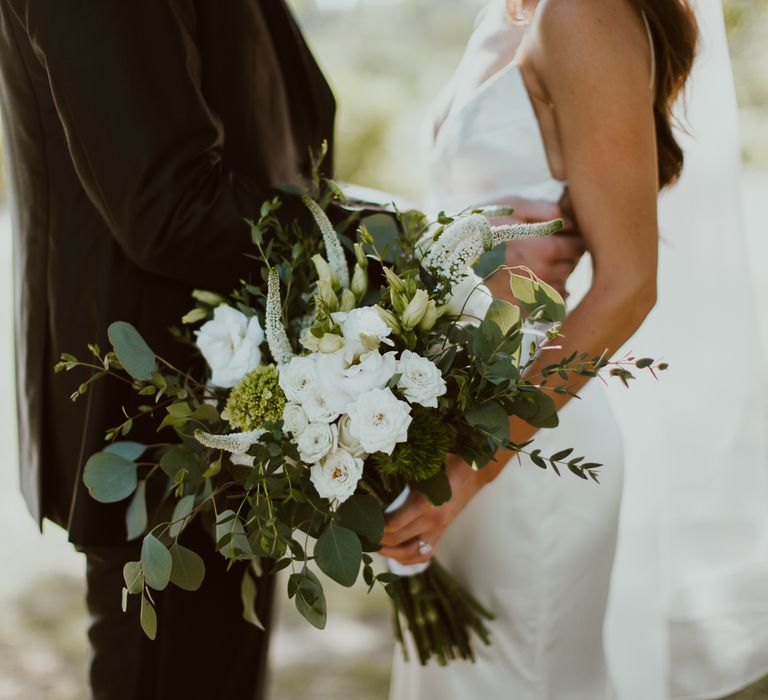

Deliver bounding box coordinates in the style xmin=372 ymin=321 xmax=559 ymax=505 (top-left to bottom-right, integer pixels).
xmin=445 ymin=271 xmax=493 ymax=324
xmin=318 ymin=349 xmax=397 ymax=402
xmin=296 ymin=422 xmax=338 ymax=464
xmin=282 ymin=402 xmax=309 ymax=436
xmin=337 ymin=307 xmax=393 ymax=361
xmin=397 ymin=350 xmax=447 ymax=408
xmin=310 ymin=448 xmax=364 ymax=503
xmin=278 ymin=355 xmax=318 ymax=403
xmin=337 ymin=414 xmax=366 ymax=458
xmin=303 ymin=385 xmax=343 ymax=424
xmin=195 ymin=305 xmax=265 ymax=388
xmin=347 ymin=387 xmax=412 ymax=455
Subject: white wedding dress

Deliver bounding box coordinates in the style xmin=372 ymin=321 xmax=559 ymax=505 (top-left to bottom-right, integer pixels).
xmin=390 ymin=2 xmax=626 ymax=698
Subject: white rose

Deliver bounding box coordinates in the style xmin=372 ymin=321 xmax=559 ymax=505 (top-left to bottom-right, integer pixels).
xmin=195 ymin=305 xmax=265 ymax=388
xmin=296 ymin=422 xmax=338 ymax=464
xmin=338 ymin=414 xmax=366 ymax=458
xmin=318 ymin=349 xmax=397 ymax=402
xmin=278 ymin=355 xmax=318 ymax=403
xmin=347 ymin=387 xmax=412 ymax=455
xmin=303 ymin=385 xmax=343 ymax=424
xmin=397 ymin=350 xmax=447 ymax=408
xmin=445 ymin=271 xmax=493 ymax=324
xmin=310 ymin=448 xmax=364 ymax=503
xmin=336 ymin=307 xmax=393 ymax=361
xmin=282 ymin=402 xmax=309 ymax=436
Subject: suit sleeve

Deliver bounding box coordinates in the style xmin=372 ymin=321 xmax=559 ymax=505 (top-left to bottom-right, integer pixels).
xmin=15 ymin=0 xmax=311 ymax=291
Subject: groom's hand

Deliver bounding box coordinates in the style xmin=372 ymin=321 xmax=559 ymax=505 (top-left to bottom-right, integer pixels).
xmin=487 ymin=193 xmax=585 ymax=299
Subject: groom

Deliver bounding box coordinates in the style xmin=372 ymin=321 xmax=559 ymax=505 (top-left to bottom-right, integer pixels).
xmin=0 ymin=1 xmax=582 ymax=697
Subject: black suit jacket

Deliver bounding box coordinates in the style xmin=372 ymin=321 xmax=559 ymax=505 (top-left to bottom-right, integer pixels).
xmin=0 ymin=0 xmax=335 ymax=545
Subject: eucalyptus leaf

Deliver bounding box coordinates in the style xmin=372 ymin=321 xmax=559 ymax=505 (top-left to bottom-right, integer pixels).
xmin=413 ymin=471 xmax=452 ymax=506
xmin=485 ymin=299 xmax=522 ymax=336
xmin=241 ymin=570 xmax=265 ymax=630
xmin=169 ymin=544 xmax=205 ymax=592
xmin=169 ymin=494 xmax=195 ymax=539
xmin=360 ymin=213 xmax=399 ymax=262
xmin=315 ymin=523 xmax=362 ymax=587
xmin=125 ymin=480 xmax=147 ymax=541
xmin=104 ymin=441 xmax=146 ymax=461
xmin=291 ymin=569 xmax=327 ymax=630
xmin=141 ymin=534 xmax=172 ymax=591
xmin=215 ymin=510 xmax=253 ymax=560
xmin=509 ymin=273 xmax=565 ymax=323
xmin=83 ymin=451 xmax=137 ymax=503
xmin=122 ymin=561 xmax=144 ymax=595
xmin=466 ymin=400 xmax=510 ymax=443
xmin=337 ymin=495 xmax=385 ymax=543
xmin=107 ymin=321 xmax=156 ymax=381
xmin=140 ymin=594 xmax=157 ymax=640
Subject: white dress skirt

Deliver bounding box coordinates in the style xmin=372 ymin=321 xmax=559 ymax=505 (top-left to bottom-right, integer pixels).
xmin=390 ymin=2 xmax=625 ymax=698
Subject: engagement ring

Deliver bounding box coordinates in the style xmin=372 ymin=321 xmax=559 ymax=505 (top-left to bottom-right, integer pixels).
xmin=418 ymin=539 xmax=433 ymax=556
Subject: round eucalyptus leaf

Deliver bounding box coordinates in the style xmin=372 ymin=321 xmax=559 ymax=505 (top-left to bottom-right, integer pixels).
xmin=337 ymin=495 xmax=385 ymax=544
xmin=315 ymin=523 xmax=362 ymax=588
xmin=169 ymin=544 xmax=205 ymax=592
xmin=104 ymin=441 xmax=146 ymax=461
xmin=108 ymin=321 xmax=156 ymax=381
xmin=122 ymin=561 xmax=144 ymax=595
xmin=83 ymin=451 xmax=137 ymax=503
xmin=125 ymin=480 xmax=147 ymax=540
xmin=140 ymin=594 xmax=157 ymax=640
xmin=141 ymin=534 xmax=172 ymax=591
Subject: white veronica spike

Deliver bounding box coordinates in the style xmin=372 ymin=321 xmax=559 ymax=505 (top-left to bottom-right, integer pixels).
xmin=265 ymin=269 xmax=294 ymax=366
xmin=303 ymin=196 xmax=350 ymax=289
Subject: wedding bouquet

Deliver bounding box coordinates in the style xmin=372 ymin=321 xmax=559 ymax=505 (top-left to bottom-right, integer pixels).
xmin=59 ymin=168 xmax=664 ymax=664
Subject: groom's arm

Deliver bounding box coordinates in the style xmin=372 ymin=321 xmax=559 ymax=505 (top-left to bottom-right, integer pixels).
xmin=10 ymin=0 xmax=316 ymax=292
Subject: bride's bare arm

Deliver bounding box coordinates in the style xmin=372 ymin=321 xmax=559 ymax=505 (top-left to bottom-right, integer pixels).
xmin=381 ymin=0 xmax=659 ymax=564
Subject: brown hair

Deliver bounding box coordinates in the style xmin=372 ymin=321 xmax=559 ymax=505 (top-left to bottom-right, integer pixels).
xmin=630 ymin=0 xmax=699 ymax=188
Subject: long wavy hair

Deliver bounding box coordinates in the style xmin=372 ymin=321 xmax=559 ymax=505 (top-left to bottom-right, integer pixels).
xmin=630 ymin=0 xmax=699 ymax=188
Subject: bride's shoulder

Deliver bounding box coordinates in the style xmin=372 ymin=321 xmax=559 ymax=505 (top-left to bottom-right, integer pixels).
xmin=534 ymin=0 xmax=650 ymax=79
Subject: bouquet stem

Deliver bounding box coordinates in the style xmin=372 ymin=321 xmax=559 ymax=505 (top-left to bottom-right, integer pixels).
xmin=389 ymin=558 xmax=493 ymax=665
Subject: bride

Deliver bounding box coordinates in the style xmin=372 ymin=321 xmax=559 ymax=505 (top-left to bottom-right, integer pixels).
xmin=380 ymin=0 xmax=697 ymax=697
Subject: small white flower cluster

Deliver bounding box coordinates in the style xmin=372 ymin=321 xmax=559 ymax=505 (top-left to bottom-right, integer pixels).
xmin=278 ymin=308 xmax=447 ymax=504
xmin=424 ymin=213 xmax=563 ymax=288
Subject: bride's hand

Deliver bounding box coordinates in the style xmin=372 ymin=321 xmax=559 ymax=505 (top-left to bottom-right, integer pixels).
xmin=379 ymin=455 xmax=488 ymax=566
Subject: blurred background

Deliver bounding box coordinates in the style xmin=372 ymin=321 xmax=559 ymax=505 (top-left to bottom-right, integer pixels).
xmin=0 ymin=1 xmax=765 ymax=698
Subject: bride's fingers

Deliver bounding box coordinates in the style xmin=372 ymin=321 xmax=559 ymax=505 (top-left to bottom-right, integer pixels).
xmin=380 ymin=514 xmax=432 ymax=548
xmin=383 ymin=493 xmax=432 ymax=534
xmin=378 ymin=537 xmax=435 ymax=566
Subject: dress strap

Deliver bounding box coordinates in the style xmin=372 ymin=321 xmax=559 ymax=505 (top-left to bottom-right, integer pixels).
xmin=641 ymin=11 xmax=656 ymax=91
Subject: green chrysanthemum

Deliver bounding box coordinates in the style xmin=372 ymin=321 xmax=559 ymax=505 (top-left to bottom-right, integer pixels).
xmin=372 ymin=407 xmax=456 ymax=482
xmin=225 ymin=365 xmax=286 ymax=432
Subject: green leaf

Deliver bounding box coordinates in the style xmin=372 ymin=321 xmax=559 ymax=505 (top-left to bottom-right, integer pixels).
xmin=241 ymin=570 xmax=265 ymax=630
xmin=290 ymin=569 xmax=327 ymax=630
xmin=83 ymin=451 xmax=138 ymax=503
xmin=511 ymin=390 xmax=559 ymax=429
xmin=314 ymin=523 xmax=362 ymax=587
xmin=466 ymin=400 xmax=510 ymax=443
xmin=125 ymin=480 xmax=147 ymax=540
xmin=550 ymin=448 xmax=574 ymax=462
xmin=169 ymin=544 xmax=205 ymax=592
xmin=141 ymin=534 xmax=172 ymax=591
xmin=104 ymin=441 xmax=146 ymax=461
xmin=337 ymin=495 xmax=385 ymax=544
xmin=215 ymin=510 xmax=253 ymax=560
xmin=168 ymin=494 xmax=195 ymax=539
xmin=159 ymin=446 xmax=204 ymax=485
xmin=140 ymin=594 xmax=157 ymax=640
xmin=484 ymin=299 xmax=521 ymax=335
xmin=509 ymin=274 xmax=565 ymax=323
xmin=413 ymin=471 xmax=452 ymax=506
xmin=107 ymin=321 xmax=156 ymax=381
xmin=122 ymin=561 xmax=144 ymax=595
xmin=474 ymin=242 xmax=506 ymax=279
xmin=360 ymin=213 xmax=399 ymax=262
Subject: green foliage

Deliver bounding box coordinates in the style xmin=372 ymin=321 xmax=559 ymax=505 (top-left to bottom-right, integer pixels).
xmin=225 ymin=365 xmax=286 ymax=431
xmin=107 ymin=321 xmax=156 ymax=381
xmin=241 ymin=569 xmax=265 ymax=630
xmin=83 ymin=451 xmax=137 ymax=503
xmin=371 ymin=407 xmax=456 ymax=482
xmin=169 ymin=544 xmax=205 ymax=592
xmin=337 ymin=495 xmax=385 ymax=544
xmin=125 ymin=481 xmax=147 ymax=540
xmin=413 ymin=470 xmax=453 ymax=506
xmin=508 ymin=273 xmax=565 ymax=323
xmin=141 ymin=534 xmax=172 ymax=591
xmin=315 ymin=523 xmax=362 ymax=588
xmin=289 ymin=568 xmax=327 ymax=630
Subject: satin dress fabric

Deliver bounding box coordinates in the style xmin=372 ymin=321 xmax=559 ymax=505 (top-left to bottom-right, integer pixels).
xmin=390 ymin=3 xmax=624 ymax=698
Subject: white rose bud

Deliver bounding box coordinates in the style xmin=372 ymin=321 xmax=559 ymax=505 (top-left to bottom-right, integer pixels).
xmin=337 ymin=414 xmax=366 ymax=457
xmin=401 ymin=289 xmax=430 ymax=330
xmin=195 ymin=305 xmax=265 ymax=388
xmin=346 ymin=387 xmax=412 ymax=455
xmin=310 ymin=448 xmax=364 ymax=503
xmin=282 ymin=402 xmax=309 ymax=436
xmin=419 ymin=300 xmax=438 ymax=331
xmin=317 ymin=333 xmax=345 ymax=354
xmin=278 ymin=355 xmax=318 ymax=403
xmin=297 ymin=422 xmax=338 ymax=464
xmin=312 ymin=254 xmax=338 ymax=289
xmin=339 ymin=288 xmax=357 ymax=313
xmin=351 ymin=264 xmax=368 ymax=300
xmin=397 ymin=350 xmax=447 ymax=408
